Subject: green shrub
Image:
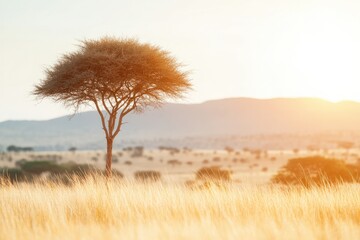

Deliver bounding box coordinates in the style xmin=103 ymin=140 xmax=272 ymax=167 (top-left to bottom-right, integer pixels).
xmin=20 ymin=161 xmax=63 ymax=175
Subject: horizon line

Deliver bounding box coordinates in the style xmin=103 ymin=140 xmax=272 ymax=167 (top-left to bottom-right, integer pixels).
xmin=2 ymin=96 xmax=360 ymax=123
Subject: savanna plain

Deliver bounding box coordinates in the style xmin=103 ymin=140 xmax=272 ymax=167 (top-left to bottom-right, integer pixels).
xmin=1 ymin=148 xmax=360 ymax=239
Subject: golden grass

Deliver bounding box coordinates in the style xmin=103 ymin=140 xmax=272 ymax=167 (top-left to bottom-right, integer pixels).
xmin=0 ymin=178 xmax=360 ymax=240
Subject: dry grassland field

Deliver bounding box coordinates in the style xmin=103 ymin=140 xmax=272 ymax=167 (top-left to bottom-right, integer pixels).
xmin=0 ymin=148 xmax=360 ymax=239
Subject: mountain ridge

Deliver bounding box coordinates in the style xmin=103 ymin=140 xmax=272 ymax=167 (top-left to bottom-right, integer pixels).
xmin=1 ymin=97 xmax=360 ymax=150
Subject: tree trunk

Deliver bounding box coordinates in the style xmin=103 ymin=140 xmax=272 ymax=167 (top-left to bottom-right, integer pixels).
xmin=105 ymin=138 xmax=113 ymax=178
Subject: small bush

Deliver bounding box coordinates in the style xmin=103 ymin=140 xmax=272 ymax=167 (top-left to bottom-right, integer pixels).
xmin=195 ymin=166 xmax=231 ymax=181
xmin=20 ymin=160 xmax=63 ymax=175
xmin=224 ymin=146 xmax=234 ymax=153
xmin=109 ymin=169 xmax=124 ymax=178
xmin=60 ymin=162 xmax=97 ymax=176
xmin=213 ymin=157 xmax=221 ymax=162
xmin=240 ymin=158 xmax=247 ymax=163
xmin=0 ymin=168 xmax=27 ymax=182
xmin=112 ymin=156 xmax=119 ymax=163
xmin=134 ymin=171 xmax=161 ymax=182
xmin=131 ymin=146 xmax=144 ymax=158
xmin=15 ymin=159 xmax=28 ymax=168
xmin=167 ymin=159 xmax=182 ymax=166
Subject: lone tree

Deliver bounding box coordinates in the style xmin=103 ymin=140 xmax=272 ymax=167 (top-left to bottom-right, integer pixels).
xmin=34 ymin=37 xmax=191 ymax=177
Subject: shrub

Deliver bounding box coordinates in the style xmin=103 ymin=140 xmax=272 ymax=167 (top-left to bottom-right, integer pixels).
xmin=272 ymin=156 xmax=360 ymax=186
xmin=61 ymin=162 xmax=97 ymax=175
xmin=167 ymin=159 xmax=182 ymax=166
xmin=134 ymin=171 xmax=161 ymax=182
xmin=124 ymin=161 xmax=132 ymax=165
xmin=112 ymin=156 xmax=119 ymax=163
xmin=213 ymin=157 xmax=221 ymax=162
xmin=158 ymin=146 xmax=180 ymax=155
xmin=68 ymin=147 xmax=77 ymax=153
xmin=224 ymin=146 xmax=234 ymax=153
xmin=240 ymin=158 xmax=247 ymax=163
xmin=0 ymin=168 xmax=27 ymax=182
xmin=131 ymin=146 xmax=144 ymax=158
xmin=15 ymin=159 xmax=28 ymax=168
xmin=195 ymin=166 xmax=231 ymax=181
xmin=20 ymin=160 xmax=63 ymax=175
xmin=109 ymin=169 xmax=124 ymax=178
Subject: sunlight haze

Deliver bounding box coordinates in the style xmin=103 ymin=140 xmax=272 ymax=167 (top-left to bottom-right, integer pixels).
xmin=1 ymin=0 xmax=360 ymax=121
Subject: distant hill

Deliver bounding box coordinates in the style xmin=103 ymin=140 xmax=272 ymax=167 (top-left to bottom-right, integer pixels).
xmin=1 ymin=98 xmax=360 ymax=150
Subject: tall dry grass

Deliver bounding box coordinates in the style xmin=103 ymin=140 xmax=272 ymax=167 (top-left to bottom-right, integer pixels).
xmin=0 ymin=177 xmax=359 ymax=240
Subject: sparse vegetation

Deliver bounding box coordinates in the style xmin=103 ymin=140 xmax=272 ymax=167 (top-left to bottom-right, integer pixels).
xmin=167 ymin=159 xmax=182 ymax=166
xmin=0 ymin=160 xmax=99 ymax=183
xmin=134 ymin=171 xmax=161 ymax=182
xmin=195 ymin=166 xmax=231 ymax=181
xmin=212 ymin=157 xmax=221 ymax=162
xmin=130 ymin=146 xmax=144 ymax=158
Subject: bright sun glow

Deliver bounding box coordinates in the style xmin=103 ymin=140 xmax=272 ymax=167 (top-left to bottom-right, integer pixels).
xmin=1 ymin=0 xmax=360 ymax=120
xmin=290 ymin=8 xmax=359 ymax=103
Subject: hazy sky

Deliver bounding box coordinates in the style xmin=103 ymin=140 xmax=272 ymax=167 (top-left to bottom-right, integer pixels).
xmin=1 ymin=0 xmax=360 ymax=121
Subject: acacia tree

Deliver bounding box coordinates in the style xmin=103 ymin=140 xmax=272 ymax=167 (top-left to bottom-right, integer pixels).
xmin=34 ymin=37 xmax=191 ymax=177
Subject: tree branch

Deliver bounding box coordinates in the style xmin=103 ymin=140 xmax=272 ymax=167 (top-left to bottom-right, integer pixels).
xmin=101 ymin=93 xmax=111 ymax=115
xmin=93 ymin=100 xmax=109 ymax=139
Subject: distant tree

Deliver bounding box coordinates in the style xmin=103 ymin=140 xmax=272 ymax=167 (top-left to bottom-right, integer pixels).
xmin=272 ymin=156 xmax=360 ymax=186
xmin=7 ymin=145 xmax=33 ymax=152
xmin=34 ymin=37 xmax=191 ymax=178
xmin=68 ymin=147 xmax=77 ymax=153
